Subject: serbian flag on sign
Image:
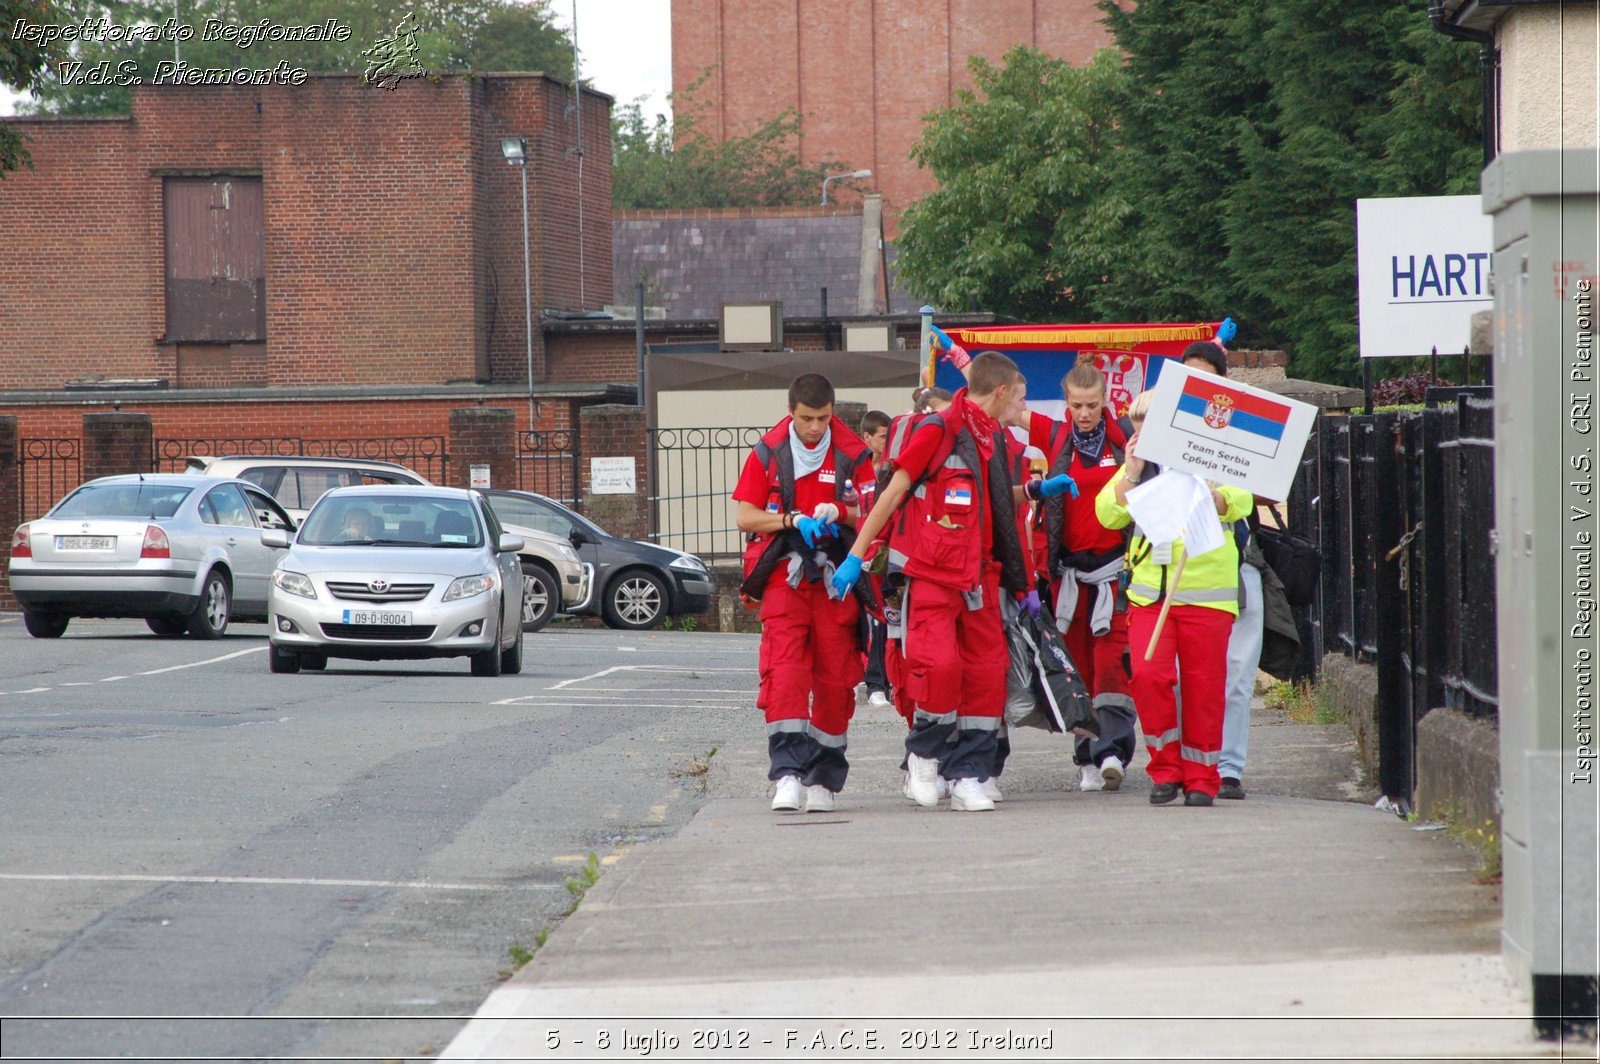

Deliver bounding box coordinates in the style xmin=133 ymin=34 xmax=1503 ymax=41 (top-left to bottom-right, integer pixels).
xmin=1173 ymin=376 xmax=1292 ymax=459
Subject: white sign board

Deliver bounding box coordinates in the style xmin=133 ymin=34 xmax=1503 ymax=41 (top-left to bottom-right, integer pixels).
xmin=1131 ymin=363 xmax=1318 ymax=502
xmin=590 ymin=456 xmax=636 ymax=495
xmin=1357 ymin=195 xmax=1493 ymax=358
xmin=469 ymin=463 xmax=491 ymax=490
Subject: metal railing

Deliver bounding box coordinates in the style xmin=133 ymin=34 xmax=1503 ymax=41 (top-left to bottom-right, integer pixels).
xmin=1303 ymin=389 xmax=1498 ymax=803
xmin=516 ymin=429 xmax=580 ymax=508
xmin=151 ymin=435 xmax=449 ymax=482
xmin=648 ymin=425 xmax=767 ymax=559
xmin=16 ymin=438 xmax=81 ymax=521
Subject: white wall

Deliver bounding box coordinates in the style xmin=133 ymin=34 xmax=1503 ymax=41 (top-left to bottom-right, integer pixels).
xmin=1499 ymin=4 xmax=1599 ymax=151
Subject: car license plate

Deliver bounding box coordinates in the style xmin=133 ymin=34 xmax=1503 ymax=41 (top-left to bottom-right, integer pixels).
xmin=58 ymin=536 xmax=115 ymax=550
xmin=343 ymin=610 xmax=412 ymax=626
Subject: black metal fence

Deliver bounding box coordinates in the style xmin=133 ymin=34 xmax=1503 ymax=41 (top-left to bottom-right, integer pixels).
xmin=515 ymin=429 xmax=581 ymax=508
xmin=16 ymin=438 xmax=81 ymax=521
xmin=151 ymin=435 xmax=449 ymax=483
xmin=1299 ymin=389 xmax=1498 ymax=802
xmin=649 ymin=426 xmax=766 ymax=559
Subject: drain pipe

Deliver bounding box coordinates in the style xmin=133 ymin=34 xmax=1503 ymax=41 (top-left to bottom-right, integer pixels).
xmin=1428 ymin=4 xmax=1498 ymax=167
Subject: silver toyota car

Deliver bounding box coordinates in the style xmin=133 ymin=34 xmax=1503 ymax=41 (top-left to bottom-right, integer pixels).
xmin=264 ymin=486 xmax=525 ymax=676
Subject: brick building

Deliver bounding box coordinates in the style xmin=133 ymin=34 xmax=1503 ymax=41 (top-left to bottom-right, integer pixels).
xmin=0 ymin=73 xmax=612 ymax=392
xmin=670 ymin=0 xmax=1115 ymax=221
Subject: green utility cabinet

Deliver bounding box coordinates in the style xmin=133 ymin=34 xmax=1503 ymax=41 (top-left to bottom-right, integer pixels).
xmin=1483 ymin=148 xmax=1599 ymax=1034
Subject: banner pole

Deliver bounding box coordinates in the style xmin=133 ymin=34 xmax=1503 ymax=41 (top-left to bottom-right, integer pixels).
xmin=919 ymin=305 xmax=936 ymax=388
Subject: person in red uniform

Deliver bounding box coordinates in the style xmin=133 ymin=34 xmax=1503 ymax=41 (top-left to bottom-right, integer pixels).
xmin=733 ymin=373 xmax=875 ymax=814
xmin=1026 ymin=361 xmax=1139 ymax=793
xmin=856 ymin=410 xmax=894 ymax=709
xmin=934 ymin=336 xmax=1135 ymax=794
xmin=832 ymin=353 xmax=1062 ymax=812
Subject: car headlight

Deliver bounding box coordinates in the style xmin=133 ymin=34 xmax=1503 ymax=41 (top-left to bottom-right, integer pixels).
xmin=556 ymin=544 xmax=579 ymax=563
xmin=272 ymin=570 xmax=317 ymax=599
xmin=443 ymin=573 xmax=495 ymax=601
xmin=669 ymin=554 xmax=708 ymax=573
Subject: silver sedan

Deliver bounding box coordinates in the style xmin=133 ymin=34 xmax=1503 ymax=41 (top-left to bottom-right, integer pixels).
xmin=7 ymin=474 xmax=296 ymax=639
xmin=264 ymin=486 xmax=525 ymax=676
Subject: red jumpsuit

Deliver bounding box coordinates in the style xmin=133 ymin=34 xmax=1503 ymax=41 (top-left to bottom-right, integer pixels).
xmin=888 ymin=393 xmax=1017 ymax=781
xmin=733 ymin=420 xmax=869 ymax=791
xmin=1026 ymin=412 xmax=1137 ymax=769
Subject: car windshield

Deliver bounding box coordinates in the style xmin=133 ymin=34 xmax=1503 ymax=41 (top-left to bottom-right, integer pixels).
xmin=53 ymin=482 xmax=193 ymax=519
xmin=298 ymin=495 xmax=484 ymax=548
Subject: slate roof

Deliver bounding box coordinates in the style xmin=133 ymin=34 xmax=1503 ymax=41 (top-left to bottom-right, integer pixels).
xmin=613 ymin=204 xmax=923 ymax=319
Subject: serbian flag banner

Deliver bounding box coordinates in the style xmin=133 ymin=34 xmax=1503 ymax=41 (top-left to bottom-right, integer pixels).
xmin=941 ymin=321 xmax=1226 ymax=420
xmin=1173 ymin=375 xmax=1293 ymax=459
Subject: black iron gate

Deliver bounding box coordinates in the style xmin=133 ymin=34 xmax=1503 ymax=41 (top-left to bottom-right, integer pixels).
xmin=16 ymin=438 xmax=81 ymax=521
xmin=516 ymin=430 xmax=581 ymax=508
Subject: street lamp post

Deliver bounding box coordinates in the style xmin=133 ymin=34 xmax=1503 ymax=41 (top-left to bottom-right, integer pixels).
xmin=821 ymin=168 xmax=873 ymax=206
xmin=500 ymin=137 xmax=533 ymax=428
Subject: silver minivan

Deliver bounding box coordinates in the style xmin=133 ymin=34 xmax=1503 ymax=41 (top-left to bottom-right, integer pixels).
xmin=265 ymin=486 xmax=524 ymax=676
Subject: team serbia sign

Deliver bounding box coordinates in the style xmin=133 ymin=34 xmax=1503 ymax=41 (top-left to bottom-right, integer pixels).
xmin=1356 ymin=195 xmax=1493 ymax=359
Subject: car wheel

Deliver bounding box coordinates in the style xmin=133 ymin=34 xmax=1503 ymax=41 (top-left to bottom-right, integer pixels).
xmin=470 ymin=622 xmax=504 ymax=677
xmin=500 ymin=623 xmax=523 ymax=675
xmin=300 ymin=653 xmax=328 ymax=671
xmin=146 ymin=614 xmax=188 ymax=637
xmin=187 ymin=570 xmax=231 ymax=640
xmin=22 ymin=611 xmax=69 ymax=639
xmin=520 ymin=563 xmax=557 ymax=633
xmin=268 ymin=645 xmax=301 ymax=674
xmin=603 ymin=569 xmax=668 ymax=630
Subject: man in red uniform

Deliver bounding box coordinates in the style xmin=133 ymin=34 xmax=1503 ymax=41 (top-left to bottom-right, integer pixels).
xmin=856 ymin=410 xmax=894 ymax=709
xmin=1025 ymin=362 xmax=1139 ymax=793
xmin=733 ymin=374 xmax=874 ymax=814
xmin=832 ymin=353 xmax=1048 ymax=812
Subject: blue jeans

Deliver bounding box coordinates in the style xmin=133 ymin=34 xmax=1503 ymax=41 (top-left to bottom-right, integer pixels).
xmin=1220 ymin=563 xmax=1264 ymax=780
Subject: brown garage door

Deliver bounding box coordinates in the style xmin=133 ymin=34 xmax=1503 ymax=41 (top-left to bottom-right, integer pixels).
xmin=164 ymin=176 xmax=266 ymax=342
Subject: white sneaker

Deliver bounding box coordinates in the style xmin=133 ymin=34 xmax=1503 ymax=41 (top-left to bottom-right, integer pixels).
xmin=949 ymin=777 xmax=996 ymax=812
xmin=867 ymin=690 xmax=891 ymax=708
xmin=771 ymin=775 xmax=803 ymax=811
xmin=804 ymin=784 xmax=834 ymax=813
xmin=937 ymin=775 xmax=950 ymax=799
xmin=1079 ymin=763 xmax=1106 ymax=792
xmin=1099 ymin=755 xmax=1125 ymax=791
xmin=979 ymin=777 xmax=1003 ymax=802
xmin=905 ymin=752 xmax=943 ymax=808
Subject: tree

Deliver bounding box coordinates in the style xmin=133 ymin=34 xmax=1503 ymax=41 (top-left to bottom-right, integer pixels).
xmin=894 ymin=1 xmax=1483 ymax=384
xmin=611 ymin=69 xmax=847 ymax=210
xmin=18 ymin=0 xmax=573 ymax=117
xmin=895 ymin=47 xmax=1129 ymax=323
xmin=1 ymin=0 xmax=61 ymax=176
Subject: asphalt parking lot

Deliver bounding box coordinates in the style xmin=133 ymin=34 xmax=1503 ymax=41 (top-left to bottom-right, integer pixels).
xmin=0 ymin=616 xmax=758 ymax=1060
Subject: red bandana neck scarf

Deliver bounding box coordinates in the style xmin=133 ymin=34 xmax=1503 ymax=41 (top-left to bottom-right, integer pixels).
xmin=956 ymin=390 xmax=999 ymax=461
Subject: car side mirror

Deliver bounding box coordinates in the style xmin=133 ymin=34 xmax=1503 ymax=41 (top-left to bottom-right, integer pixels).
xmin=261 ymin=529 xmax=290 ymax=549
xmin=568 ymin=527 xmax=588 ymax=547
xmin=498 ymin=533 xmax=525 ymax=554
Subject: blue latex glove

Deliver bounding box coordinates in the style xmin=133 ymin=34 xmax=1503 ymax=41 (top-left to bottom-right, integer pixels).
xmin=1038 ymin=474 xmax=1079 ymax=500
xmin=1216 ymin=317 xmax=1238 ymax=346
xmin=930 ymin=323 xmax=954 ymax=352
xmin=831 ymin=554 xmax=864 ymax=599
xmin=1022 ymin=589 xmax=1041 ymax=616
xmin=795 ymin=515 xmax=837 ymax=548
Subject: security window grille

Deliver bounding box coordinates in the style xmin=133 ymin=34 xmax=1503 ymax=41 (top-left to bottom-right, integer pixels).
xmin=164 ymin=176 xmax=266 ymax=342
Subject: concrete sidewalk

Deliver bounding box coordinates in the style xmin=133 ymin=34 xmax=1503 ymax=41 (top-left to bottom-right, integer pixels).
xmin=445 ymin=703 xmax=1562 ymax=1062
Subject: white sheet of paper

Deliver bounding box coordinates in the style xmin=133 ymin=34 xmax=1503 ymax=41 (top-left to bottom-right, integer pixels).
xmin=1180 ymin=476 xmax=1227 ymax=558
xmin=1123 ymin=470 xmax=1194 ymax=546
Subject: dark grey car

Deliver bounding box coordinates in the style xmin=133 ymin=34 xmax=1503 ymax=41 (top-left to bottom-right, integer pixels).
xmin=480 ymin=490 xmax=714 ymax=630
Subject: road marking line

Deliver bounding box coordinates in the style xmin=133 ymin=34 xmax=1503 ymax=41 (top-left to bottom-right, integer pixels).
xmin=0 ymin=872 xmax=562 ymax=892
xmin=14 ymin=686 xmax=51 ymax=694
xmin=136 ymin=646 xmax=266 ymax=676
xmin=58 ymin=681 xmax=94 ymax=687
xmin=99 ymin=676 xmax=127 ymax=683
xmin=544 ymin=665 xmax=747 ymax=691
xmin=545 ymin=665 xmax=632 ymax=690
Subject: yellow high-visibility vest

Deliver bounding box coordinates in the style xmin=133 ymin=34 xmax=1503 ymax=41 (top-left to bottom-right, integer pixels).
xmin=1094 ymin=469 xmax=1254 ymax=616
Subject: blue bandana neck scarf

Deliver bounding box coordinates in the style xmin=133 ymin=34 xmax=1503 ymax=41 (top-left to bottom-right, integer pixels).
xmin=1071 ymin=419 xmax=1107 ymax=469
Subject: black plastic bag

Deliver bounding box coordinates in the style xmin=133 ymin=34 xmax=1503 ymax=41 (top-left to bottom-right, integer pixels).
xmin=1001 ymin=599 xmax=1099 ymax=737
xmin=1256 ymin=506 xmax=1320 ymax=607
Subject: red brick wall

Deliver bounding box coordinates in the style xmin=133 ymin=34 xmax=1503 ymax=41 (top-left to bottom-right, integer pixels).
xmin=0 ymin=75 xmax=612 ymax=394
xmin=671 ymin=0 xmax=1114 ymax=223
